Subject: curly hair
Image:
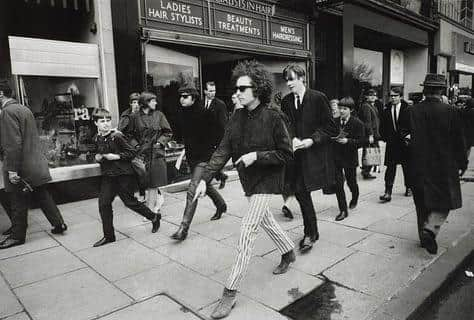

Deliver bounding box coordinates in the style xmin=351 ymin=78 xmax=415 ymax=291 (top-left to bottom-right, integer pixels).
xmin=231 ymin=60 xmax=273 ymax=104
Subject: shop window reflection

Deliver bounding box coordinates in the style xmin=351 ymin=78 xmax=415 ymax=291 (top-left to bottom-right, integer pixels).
xmin=19 ymin=76 xmax=98 ymax=168
xmin=353 ymin=48 xmax=383 ymax=106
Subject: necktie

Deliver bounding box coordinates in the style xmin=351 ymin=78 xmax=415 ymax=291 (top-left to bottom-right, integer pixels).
xmin=392 ymin=105 xmax=397 ymax=131
xmin=341 ymin=120 xmax=345 ymax=127
xmin=296 ymin=95 xmax=301 ymax=110
xmin=206 ymin=100 xmax=211 ymax=109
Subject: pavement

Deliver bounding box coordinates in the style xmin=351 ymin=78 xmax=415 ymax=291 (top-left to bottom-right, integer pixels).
xmin=0 ymin=156 xmax=472 ymax=320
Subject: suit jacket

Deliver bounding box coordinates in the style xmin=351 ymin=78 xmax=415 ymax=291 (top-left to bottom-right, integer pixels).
xmin=358 ymin=102 xmax=380 ymax=140
xmin=333 ymin=116 xmax=365 ymax=168
xmin=204 ymin=97 xmax=228 ymax=147
xmin=281 ymin=89 xmax=338 ymax=191
xmin=410 ymin=98 xmax=467 ymax=210
xmin=0 ymin=99 xmax=52 ymax=191
xmin=380 ymin=100 xmax=411 ymax=165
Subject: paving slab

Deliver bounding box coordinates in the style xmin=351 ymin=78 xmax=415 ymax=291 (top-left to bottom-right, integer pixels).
xmin=200 ymin=294 xmax=288 ymax=320
xmin=76 ymin=239 xmax=169 ymax=281
xmin=0 ymin=275 xmax=22 ymax=319
xmin=211 ymin=257 xmax=323 ymax=310
xmin=0 ymin=232 xmax=58 ymax=260
xmin=14 ymin=268 xmax=131 ymax=320
xmin=0 ymin=246 xmax=85 ymax=288
xmin=220 ymin=231 xmax=280 ymax=257
xmin=154 ymin=234 xmax=237 ymax=276
xmin=33 ymin=207 xmax=97 ymax=228
xmin=108 ymin=210 xmax=151 ymax=231
xmin=3 ymin=312 xmax=30 ymax=320
xmin=120 ymin=220 xmax=182 ymax=248
xmin=367 ymin=218 xmax=420 ymax=242
xmin=191 ymin=214 xmax=241 ymax=241
xmin=323 ymin=251 xmax=422 ymax=298
xmin=289 ymin=220 xmax=372 ymax=247
xmin=115 ymin=262 xmax=223 ymax=309
xmin=160 ymin=201 xmax=219 ymax=226
xmin=99 ymin=294 xmax=201 ymax=320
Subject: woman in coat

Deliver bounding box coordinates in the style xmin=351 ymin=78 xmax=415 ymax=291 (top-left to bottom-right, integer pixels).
xmin=126 ymin=92 xmax=173 ymax=214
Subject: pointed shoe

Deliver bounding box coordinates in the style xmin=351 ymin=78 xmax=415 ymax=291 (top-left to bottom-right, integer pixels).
xmin=152 ymin=213 xmax=161 ymax=233
xmin=273 ymin=250 xmax=296 ymax=274
xmin=335 ymin=211 xmax=348 ymax=221
xmin=210 ymin=206 xmax=227 ymax=221
xmin=93 ymin=237 xmax=115 ymax=247
xmin=211 ymin=288 xmax=237 ymax=319
xmin=171 ymin=225 xmax=189 ymax=241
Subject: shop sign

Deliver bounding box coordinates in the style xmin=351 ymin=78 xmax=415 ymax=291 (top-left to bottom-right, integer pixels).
xmin=214 ymin=11 xmax=263 ymax=37
xmin=464 ymin=41 xmax=474 ymax=55
xmin=270 ymin=22 xmax=304 ymax=45
xmin=145 ymin=0 xmax=204 ymax=28
xmin=213 ymin=0 xmax=274 ymax=16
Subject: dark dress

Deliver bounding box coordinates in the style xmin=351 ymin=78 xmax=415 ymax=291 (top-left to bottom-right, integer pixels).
xmin=126 ymin=109 xmax=173 ymax=188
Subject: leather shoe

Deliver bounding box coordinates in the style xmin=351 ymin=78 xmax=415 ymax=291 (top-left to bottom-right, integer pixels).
xmin=282 ymin=205 xmax=294 ymax=219
xmin=93 ymin=237 xmax=116 ymax=247
xmin=211 ymin=288 xmax=237 ymax=319
xmin=420 ymin=229 xmax=438 ymax=254
xmin=0 ymin=237 xmax=25 ymax=249
xmin=404 ymin=188 xmax=412 ymax=197
xmin=362 ymin=173 xmax=376 ymax=180
xmin=210 ymin=206 xmax=227 ymax=221
xmin=152 ymin=213 xmax=161 ymax=233
xmin=51 ymin=223 xmax=67 ymax=234
xmin=218 ymin=174 xmax=228 ymax=190
xmin=349 ymin=198 xmax=358 ymax=209
xmin=2 ymin=226 xmax=12 ymax=236
xmin=379 ymin=193 xmax=392 ymax=203
xmin=335 ymin=211 xmax=348 ymax=221
xmin=171 ymin=224 xmax=188 ymax=241
xmin=273 ymin=250 xmax=296 ymax=274
xmin=298 ymin=236 xmax=314 ymax=253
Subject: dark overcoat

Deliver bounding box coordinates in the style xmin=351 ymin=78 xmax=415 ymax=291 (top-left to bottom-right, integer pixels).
xmin=0 ymin=99 xmax=52 ymax=192
xmin=281 ymin=89 xmax=338 ymax=191
xmin=379 ymin=100 xmax=411 ymax=165
xmin=410 ymin=98 xmax=468 ymax=211
xmin=333 ymin=115 xmax=365 ymax=168
xmin=358 ymin=102 xmax=380 ymax=140
xmin=204 ymin=97 xmax=228 ymax=148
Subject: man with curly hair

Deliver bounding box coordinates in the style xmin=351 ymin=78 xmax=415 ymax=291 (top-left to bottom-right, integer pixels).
xmin=194 ymin=60 xmax=296 ymax=319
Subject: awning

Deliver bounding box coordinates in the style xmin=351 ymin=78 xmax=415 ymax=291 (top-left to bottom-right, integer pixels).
xmin=22 ymin=0 xmax=92 ymax=12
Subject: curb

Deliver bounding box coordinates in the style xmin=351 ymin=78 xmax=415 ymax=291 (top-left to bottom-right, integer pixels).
xmin=368 ymin=229 xmax=474 ymax=320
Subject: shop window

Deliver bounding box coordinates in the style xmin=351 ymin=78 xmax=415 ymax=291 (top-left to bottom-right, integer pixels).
xmin=19 ymin=76 xmax=99 ymax=168
xmin=459 ymin=73 xmax=472 ymax=96
xmin=353 ymin=48 xmax=383 ymax=105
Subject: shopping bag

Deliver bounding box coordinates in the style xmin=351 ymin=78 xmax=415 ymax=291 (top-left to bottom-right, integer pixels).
xmin=362 ymin=146 xmax=381 ymax=167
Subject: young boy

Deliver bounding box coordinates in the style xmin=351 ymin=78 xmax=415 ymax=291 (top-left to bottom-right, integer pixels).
xmin=92 ymin=108 xmax=160 ymax=247
xmin=333 ymin=97 xmax=365 ymax=221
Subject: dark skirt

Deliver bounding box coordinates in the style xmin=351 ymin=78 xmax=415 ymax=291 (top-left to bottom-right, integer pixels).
xmin=145 ymin=148 xmax=168 ymax=188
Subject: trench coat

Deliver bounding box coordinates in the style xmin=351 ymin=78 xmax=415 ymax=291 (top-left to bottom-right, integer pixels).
xmin=410 ymin=98 xmax=468 ymax=211
xmin=0 ymin=99 xmax=52 ymax=192
xmin=379 ymin=100 xmax=411 ymax=165
xmin=281 ymin=89 xmax=338 ymax=192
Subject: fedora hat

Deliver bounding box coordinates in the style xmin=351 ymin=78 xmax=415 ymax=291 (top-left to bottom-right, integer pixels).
xmin=420 ymin=73 xmax=447 ymax=88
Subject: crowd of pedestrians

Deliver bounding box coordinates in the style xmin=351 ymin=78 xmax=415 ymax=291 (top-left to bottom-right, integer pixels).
xmin=0 ymin=61 xmax=471 ymax=318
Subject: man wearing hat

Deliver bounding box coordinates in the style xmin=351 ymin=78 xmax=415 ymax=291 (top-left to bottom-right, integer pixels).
xmin=359 ymin=88 xmax=381 ymax=179
xmin=0 ymin=81 xmax=67 ymax=249
xmin=170 ymin=84 xmax=227 ymax=241
xmin=409 ymin=74 xmax=468 ymax=254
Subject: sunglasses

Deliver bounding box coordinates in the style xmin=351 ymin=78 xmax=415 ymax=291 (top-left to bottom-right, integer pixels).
xmin=234 ymin=85 xmax=254 ymax=92
xmin=285 ymin=77 xmax=297 ymax=81
xmin=180 ymin=94 xmax=191 ymax=99
xmin=390 ymin=94 xmax=400 ymax=97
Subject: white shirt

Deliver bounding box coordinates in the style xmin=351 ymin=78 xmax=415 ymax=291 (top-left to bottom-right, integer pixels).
xmin=293 ymin=88 xmax=306 ymax=110
xmin=205 ymin=98 xmax=213 ymax=109
xmin=392 ymin=102 xmax=401 ymax=130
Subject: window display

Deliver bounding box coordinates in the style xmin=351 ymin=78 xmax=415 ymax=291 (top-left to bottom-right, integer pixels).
xmin=19 ymin=76 xmax=99 ymax=168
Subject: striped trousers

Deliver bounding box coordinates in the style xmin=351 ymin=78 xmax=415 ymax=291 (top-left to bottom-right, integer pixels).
xmin=226 ymin=194 xmax=294 ymax=290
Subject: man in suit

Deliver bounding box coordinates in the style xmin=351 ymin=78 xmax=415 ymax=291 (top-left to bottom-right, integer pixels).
xmin=333 ymin=97 xmax=365 ymax=221
xmin=281 ymin=64 xmax=338 ymax=252
xmin=204 ymin=81 xmax=229 ymax=192
xmin=0 ymin=81 xmax=67 ymax=249
xmin=409 ymin=74 xmax=468 ymax=254
xmin=379 ymin=87 xmax=412 ymax=203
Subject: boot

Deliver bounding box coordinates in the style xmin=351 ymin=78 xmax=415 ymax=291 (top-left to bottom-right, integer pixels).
xmin=171 ymin=223 xmax=189 ymax=241
xmin=210 ymin=205 xmax=227 ymax=221
xmin=51 ymin=223 xmax=68 ymax=234
xmin=273 ymin=250 xmax=296 ymax=274
xmin=404 ymin=188 xmax=412 ymax=197
xmin=335 ymin=211 xmax=348 ymax=221
xmin=151 ymin=213 xmax=161 ymax=233
xmin=211 ymin=288 xmax=237 ymax=319
xmin=379 ymin=189 xmax=392 ymax=203
xmin=420 ymin=228 xmax=438 ymax=255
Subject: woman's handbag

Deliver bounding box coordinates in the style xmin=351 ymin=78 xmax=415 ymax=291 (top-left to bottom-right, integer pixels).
xmin=362 ymin=145 xmax=382 ymax=166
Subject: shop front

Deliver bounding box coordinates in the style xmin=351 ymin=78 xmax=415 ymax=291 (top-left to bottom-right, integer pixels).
xmin=112 ymin=0 xmax=312 ymax=184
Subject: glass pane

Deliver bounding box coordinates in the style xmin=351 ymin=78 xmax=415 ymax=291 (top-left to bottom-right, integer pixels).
xmin=353 ymin=47 xmax=384 ymax=104
xmin=19 ymin=76 xmax=99 ymax=168
xmin=459 ymin=73 xmax=472 ymax=96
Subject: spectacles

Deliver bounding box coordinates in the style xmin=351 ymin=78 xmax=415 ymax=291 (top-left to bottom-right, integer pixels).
xmin=285 ymin=77 xmax=297 ymax=81
xmin=180 ymin=94 xmax=191 ymax=99
xmin=390 ymin=94 xmax=400 ymax=97
xmin=234 ymin=85 xmax=254 ymax=92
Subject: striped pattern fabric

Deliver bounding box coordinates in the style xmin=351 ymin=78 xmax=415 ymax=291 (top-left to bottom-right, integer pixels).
xmin=226 ymin=194 xmax=294 ymax=290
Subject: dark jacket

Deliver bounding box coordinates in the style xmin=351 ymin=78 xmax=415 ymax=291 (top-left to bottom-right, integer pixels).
xmin=118 ymin=108 xmax=139 ymax=147
xmin=0 ymin=99 xmax=52 ymax=191
xmin=202 ymin=104 xmax=293 ymax=196
xmin=410 ymin=98 xmax=468 ymax=210
xmin=333 ymin=116 xmax=365 ymax=168
xmin=281 ymin=89 xmax=338 ymax=191
xmin=204 ymin=97 xmax=228 ymax=147
xmin=462 ymin=108 xmax=474 ymax=148
xmin=380 ymin=100 xmax=411 ymax=165
xmin=180 ymin=102 xmax=216 ymax=168
xmin=358 ymin=102 xmax=380 ymax=140
xmin=94 ymin=131 xmax=136 ymax=176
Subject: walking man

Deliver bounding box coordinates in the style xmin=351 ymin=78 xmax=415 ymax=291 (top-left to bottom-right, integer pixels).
xmin=0 ymin=81 xmax=67 ymax=249
xmin=379 ymin=87 xmax=412 ymax=202
xmin=359 ymin=88 xmax=380 ymax=179
xmin=409 ymin=74 xmax=468 ymax=254
xmin=195 ymin=60 xmax=296 ymax=319
xmin=204 ymin=81 xmax=229 ymax=190
xmin=280 ymin=64 xmax=338 ymax=252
